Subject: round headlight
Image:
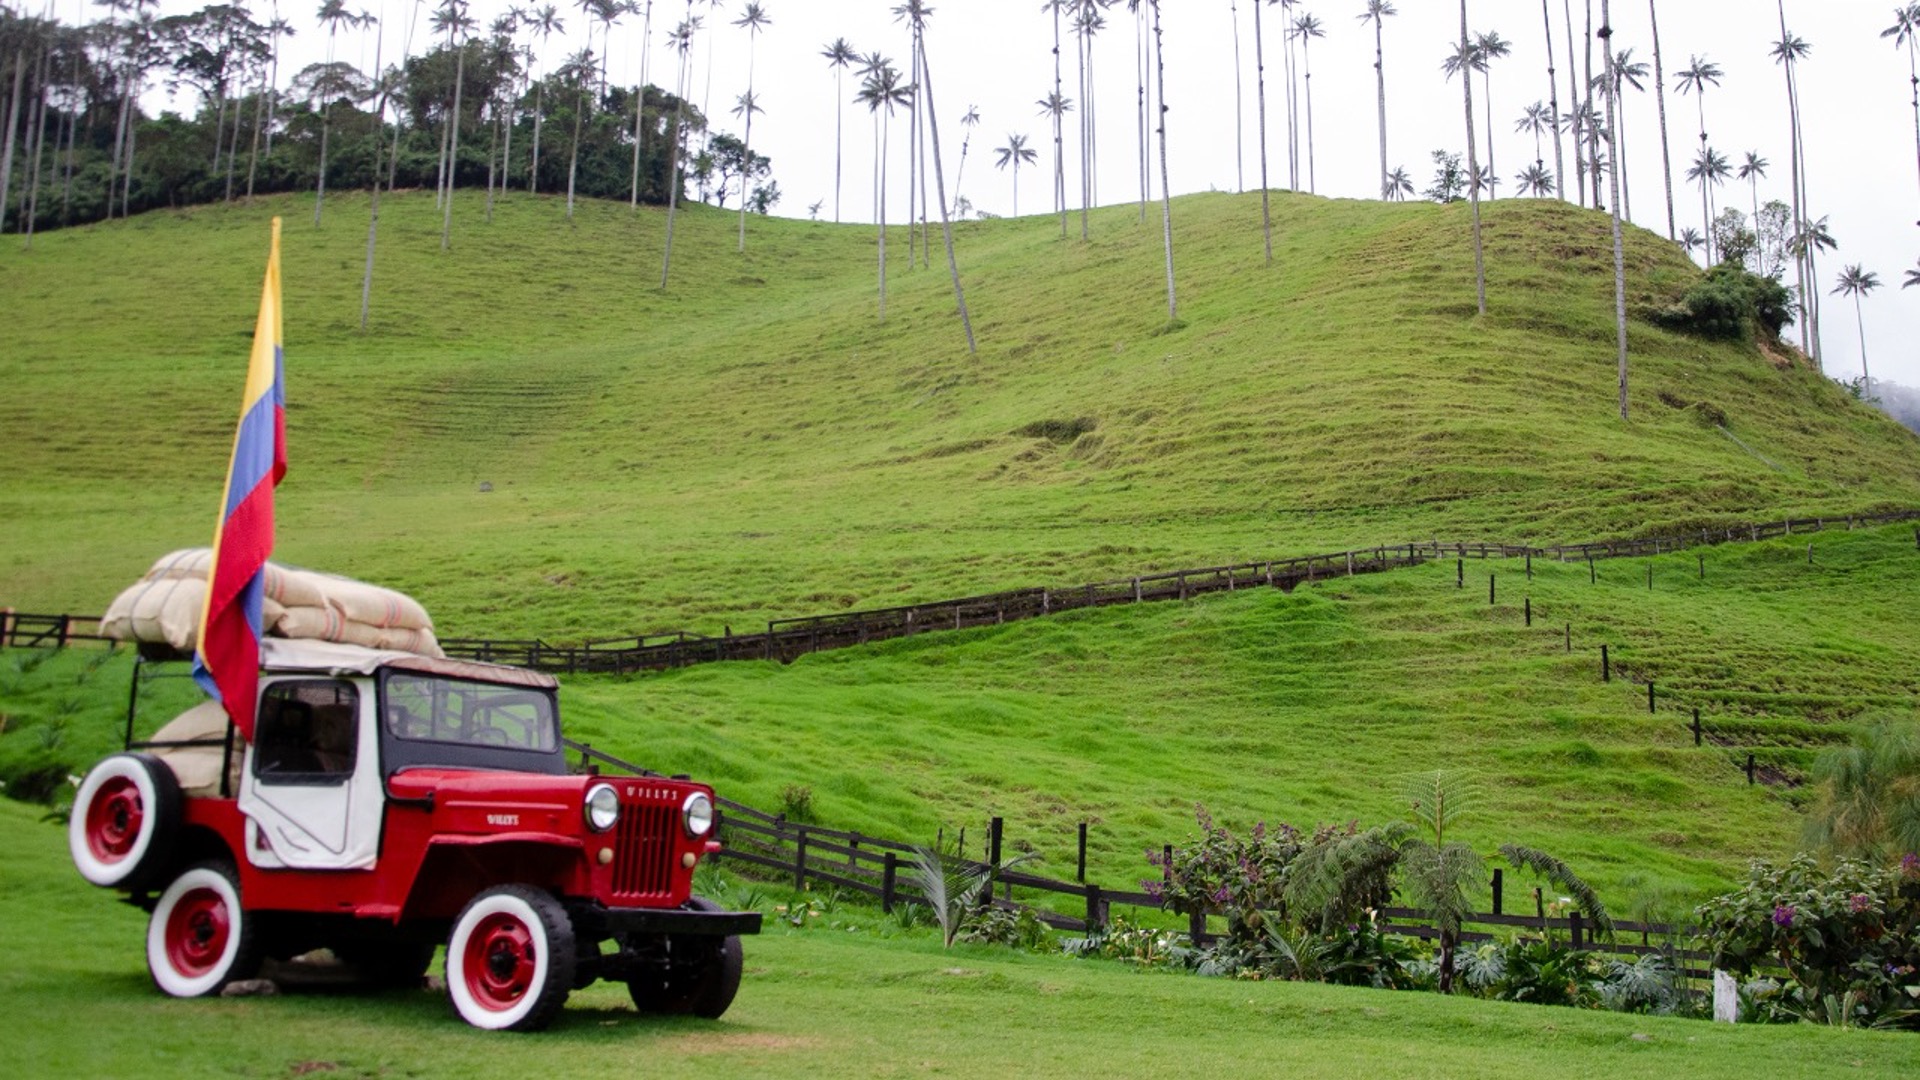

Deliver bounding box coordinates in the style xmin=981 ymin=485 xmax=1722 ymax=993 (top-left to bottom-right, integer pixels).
xmin=584 ymin=783 xmax=620 ymax=832
xmin=682 ymin=792 xmax=714 ymax=838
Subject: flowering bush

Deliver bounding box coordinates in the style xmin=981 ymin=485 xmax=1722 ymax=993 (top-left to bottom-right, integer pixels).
xmin=1143 ymin=805 xmax=1305 ymax=942
xmin=1694 ymin=853 xmax=1920 ymax=1028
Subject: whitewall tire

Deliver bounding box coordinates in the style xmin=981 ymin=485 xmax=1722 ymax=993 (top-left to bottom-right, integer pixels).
xmin=146 ymin=862 xmax=259 ymax=997
xmin=70 ymin=753 xmax=180 ymax=889
xmin=446 ymin=886 xmax=576 ymax=1031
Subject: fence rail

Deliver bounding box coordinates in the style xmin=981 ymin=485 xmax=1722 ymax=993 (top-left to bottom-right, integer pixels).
xmin=11 ymin=510 xmax=1917 ymax=667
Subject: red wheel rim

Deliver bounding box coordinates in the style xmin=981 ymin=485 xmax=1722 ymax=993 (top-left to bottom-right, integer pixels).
xmin=164 ymin=886 xmax=231 ymax=978
xmin=85 ymin=776 xmax=143 ymax=864
xmin=463 ymin=912 xmax=537 ymax=1011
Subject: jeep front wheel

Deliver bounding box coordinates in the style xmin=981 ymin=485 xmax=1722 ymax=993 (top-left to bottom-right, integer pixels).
xmin=625 ymin=897 xmax=745 ymax=1020
xmin=146 ymin=860 xmax=261 ymax=997
xmin=446 ymin=886 xmax=576 ymax=1031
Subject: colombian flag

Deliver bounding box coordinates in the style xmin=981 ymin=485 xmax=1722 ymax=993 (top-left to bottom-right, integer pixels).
xmin=194 ymin=218 xmax=286 ymax=739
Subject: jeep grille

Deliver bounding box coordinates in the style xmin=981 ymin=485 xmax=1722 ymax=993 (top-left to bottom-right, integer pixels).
xmin=610 ymin=792 xmax=676 ymax=901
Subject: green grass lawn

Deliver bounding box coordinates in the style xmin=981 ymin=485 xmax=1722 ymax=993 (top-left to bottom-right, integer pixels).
xmin=3 ymin=191 xmax=1917 ymax=639
xmin=6 ymin=797 xmax=1917 ymax=1079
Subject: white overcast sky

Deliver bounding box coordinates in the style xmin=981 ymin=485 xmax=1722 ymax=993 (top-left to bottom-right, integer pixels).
xmin=135 ymin=1 xmax=1920 ymax=388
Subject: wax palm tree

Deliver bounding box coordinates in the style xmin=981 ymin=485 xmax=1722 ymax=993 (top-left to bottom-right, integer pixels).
xmin=1905 ymin=258 xmax=1920 ymax=291
xmin=358 ymin=5 xmax=394 ymax=331
xmin=492 ymin=7 xmax=523 ymax=200
xmin=1043 ymin=0 xmax=1067 ymax=234
xmin=1288 ymin=11 xmax=1324 ymax=195
xmin=1593 ymin=47 xmax=1647 ymax=222
xmin=1678 ymin=226 xmax=1701 ymax=254
xmin=434 ymin=0 xmax=476 ymax=250
xmin=732 ymin=1 xmax=770 ymax=252
xmin=1647 ymin=0 xmax=1675 ymax=238
xmin=1471 ymin=29 xmax=1510 ymax=197
xmin=1883 ymin=3 xmax=1920 ymax=200
xmin=1069 ymin=0 xmax=1110 ymax=241
xmin=1516 ymin=101 xmax=1552 ymax=171
xmin=1126 ymin=0 xmax=1151 ymax=216
xmin=1831 ymin=266 xmax=1882 ymax=399
xmin=1250 ymin=0 xmax=1278 ymax=260
xmin=255 ymin=11 xmax=295 ymax=199
xmin=628 ymin=0 xmax=658 ymax=207
xmin=660 ymin=7 xmax=698 ymax=289
xmin=821 ymin=37 xmax=856 ymax=222
xmin=1738 ymin=150 xmax=1767 ymax=230
xmin=1359 ymin=1 xmax=1396 ymax=200
xmin=1384 ymin=164 xmax=1413 ymax=201
xmin=1601 ymin=0 xmax=1628 ymax=421
xmin=1150 ymin=0 xmax=1174 ymax=320
xmin=1793 ymin=214 xmax=1837 ymax=364
xmin=858 ymin=61 xmax=912 ymax=319
xmin=1534 ymin=0 xmax=1566 ymax=203
xmin=428 ymin=0 xmax=471 ymax=212
xmin=1685 ymin=145 xmax=1731 ymax=264
xmin=896 ymin=0 xmax=977 ymax=353
xmin=1673 ymin=54 xmax=1720 ymax=153
xmin=1772 ymin=24 xmax=1814 ymax=358
xmin=1227 ymin=0 xmax=1246 ymax=191
xmin=1444 ymin=5 xmax=1486 ymax=315
xmin=560 ymin=43 xmax=594 ymax=221
xmin=1515 ymin=161 xmax=1554 ymax=197
xmin=313 ymin=0 xmax=366 ymax=226
xmin=524 ymin=3 xmax=564 ymax=194
xmin=995 ymin=131 xmax=1037 ymax=215
xmin=952 ymin=104 xmax=981 ymax=214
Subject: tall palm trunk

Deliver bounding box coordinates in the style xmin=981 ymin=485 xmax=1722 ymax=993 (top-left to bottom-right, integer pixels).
xmin=485 ymin=102 xmax=498 ymax=222
xmin=1302 ymin=31 xmax=1317 ymax=194
xmin=1480 ymin=63 xmax=1496 ymax=199
xmin=0 ymin=50 xmax=24 ymax=235
xmin=1230 ymin=0 xmax=1244 ymax=193
xmin=1051 ymin=2 xmax=1065 ymax=237
xmin=1562 ymin=0 xmax=1581 ymax=206
xmin=1777 ymin=3 xmax=1808 ymax=357
xmin=442 ymin=42 xmax=465 ymax=249
xmin=316 ymin=95 xmax=334 ymax=221
xmin=629 ymin=3 xmax=652 ymax=206
xmin=1373 ymin=10 xmax=1388 ymax=199
xmin=1151 ymin=0 xmax=1174 ymax=321
xmin=119 ymin=84 xmax=138 ymax=218
xmin=1279 ymin=3 xmax=1296 ymax=189
xmin=530 ymin=81 xmax=543 ymax=193
xmin=878 ymin=106 xmax=891 ymax=319
xmin=223 ymin=84 xmax=244 ymax=202
xmin=1648 ymin=0 xmax=1674 ymax=238
xmin=1461 ymin=0 xmax=1487 ymax=316
xmin=1601 ymin=1 xmax=1628 ymax=420
xmin=1542 ymin=1 xmax=1565 ymax=203
xmin=566 ymin=55 xmax=585 ymax=220
xmin=1253 ymin=0 xmax=1271 ymax=263
xmin=361 ymin=12 xmax=392 ymax=332
xmin=832 ymin=63 xmax=844 ymax=221
xmin=912 ymin=19 xmax=975 ymax=354
xmin=1135 ymin=3 xmax=1148 ymax=219
xmin=1582 ymin=1 xmax=1599 ymax=210
xmin=1854 ymin=292 xmax=1870 ymax=400
xmin=660 ymin=8 xmax=694 ymax=290
xmin=245 ymin=63 xmax=267 ymax=200
xmin=23 ymin=45 xmax=50 ymax=246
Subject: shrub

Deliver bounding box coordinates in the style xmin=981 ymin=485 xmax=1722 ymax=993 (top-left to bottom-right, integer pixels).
xmin=1650 ymin=264 xmax=1794 ymax=342
xmin=1694 ymin=853 xmax=1920 ymax=1029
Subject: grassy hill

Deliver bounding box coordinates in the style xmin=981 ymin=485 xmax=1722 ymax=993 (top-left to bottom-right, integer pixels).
xmin=2 ymin=189 xmax=1917 ymax=638
xmin=5 ymin=189 xmax=1920 ymax=910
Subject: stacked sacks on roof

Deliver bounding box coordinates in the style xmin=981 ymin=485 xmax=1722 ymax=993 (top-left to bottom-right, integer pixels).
xmin=100 ymin=548 xmax=442 ymax=658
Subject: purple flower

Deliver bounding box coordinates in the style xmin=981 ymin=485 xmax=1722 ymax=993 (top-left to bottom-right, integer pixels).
xmin=1771 ymin=904 xmax=1796 ymax=929
xmin=1849 ymin=894 xmax=1873 ymax=914
xmin=1211 ymin=885 xmax=1230 ymax=906
xmin=1902 ymin=853 xmax=1919 ymax=881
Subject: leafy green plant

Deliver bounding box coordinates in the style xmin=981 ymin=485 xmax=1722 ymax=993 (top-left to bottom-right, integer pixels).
xmin=958 ymin=904 xmax=1049 ymax=950
xmin=778 ymin=783 xmax=817 ymax=824
xmin=908 ymin=843 xmax=1038 ymax=948
xmin=1061 ymin=917 xmax=1194 ymax=970
xmin=1649 ymin=263 xmax=1794 ymax=342
xmin=1397 ymin=770 xmax=1486 ymax=994
xmin=1694 ymin=853 xmax=1920 ymax=1029
xmin=1803 ymin=717 xmax=1920 ymax=862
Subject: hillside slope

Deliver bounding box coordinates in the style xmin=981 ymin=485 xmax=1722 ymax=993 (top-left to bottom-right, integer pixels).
xmin=3 ymin=190 xmax=1917 ymax=636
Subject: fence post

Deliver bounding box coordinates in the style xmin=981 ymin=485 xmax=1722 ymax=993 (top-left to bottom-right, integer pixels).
xmin=1698 ymin=554 xmax=1705 ymax=580
xmin=1456 ymin=559 xmax=1463 ymax=589
xmin=1601 ymin=644 xmax=1610 ymax=682
xmin=1588 ymin=555 xmax=1596 ymax=583
xmin=1346 ymin=553 xmax=1355 ymax=577
xmin=1489 ymin=574 xmax=1495 ymax=606
xmin=1648 ymin=681 xmax=1656 ymax=714
xmin=57 ymin=615 xmax=71 ymax=648
xmin=0 ymin=607 xmax=11 ymax=647
xmin=1524 ymin=597 xmax=1532 ymax=626
xmin=1189 ymin=909 xmax=1207 ymax=944
xmin=1526 ymin=551 xmax=1532 ymax=580
xmin=1085 ymin=883 xmax=1105 ymax=933
xmin=1491 ymin=868 xmax=1504 ymax=915
xmin=1077 ymin=822 xmax=1088 ymax=883
xmin=1746 ymin=754 xmax=1757 ymax=785
xmin=988 ymin=816 xmax=1004 ymax=879
xmin=882 ymin=852 xmax=898 ymax=913
xmin=1693 ymin=708 xmax=1703 ymax=746
xmin=1565 ymin=623 xmax=1571 ymax=653
xmin=793 ymin=826 xmax=809 ymax=890
xmin=1570 ymin=911 xmax=1585 ymax=949
xmin=1133 ymin=578 xmax=1143 ymax=602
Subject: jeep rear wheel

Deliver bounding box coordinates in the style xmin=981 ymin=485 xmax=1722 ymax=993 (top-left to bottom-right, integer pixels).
xmin=70 ymin=753 xmax=180 ymax=890
xmin=446 ymin=886 xmax=576 ymax=1031
xmin=146 ymin=860 xmax=260 ymax=997
xmin=625 ymin=897 xmax=745 ymax=1020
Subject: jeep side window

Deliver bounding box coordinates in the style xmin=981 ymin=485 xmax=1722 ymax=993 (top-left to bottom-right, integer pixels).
xmin=383 ymin=673 xmax=557 ymax=753
xmin=253 ymin=679 xmax=360 ymax=783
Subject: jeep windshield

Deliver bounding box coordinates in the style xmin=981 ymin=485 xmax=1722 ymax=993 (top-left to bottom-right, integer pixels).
xmin=378 ymin=670 xmax=567 ymax=776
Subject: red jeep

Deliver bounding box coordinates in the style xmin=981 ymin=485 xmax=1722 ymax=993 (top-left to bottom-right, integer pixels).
xmin=67 ymin=638 xmax=760 ymax=1030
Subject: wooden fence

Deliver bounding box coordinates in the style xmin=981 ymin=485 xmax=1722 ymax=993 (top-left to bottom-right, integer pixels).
xmin=567 ymin=741 xmax=1706 ymax=965
xmin=10 ymin=510 xmax=1918 ymax=666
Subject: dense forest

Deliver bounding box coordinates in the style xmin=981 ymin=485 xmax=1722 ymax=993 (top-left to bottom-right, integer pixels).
xmin=0 ymin=2 xmax=785 ymax=235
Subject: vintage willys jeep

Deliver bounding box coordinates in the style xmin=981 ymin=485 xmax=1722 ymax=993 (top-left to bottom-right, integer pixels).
xmin=67 ymin=638 xmax=759 ymax=1030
